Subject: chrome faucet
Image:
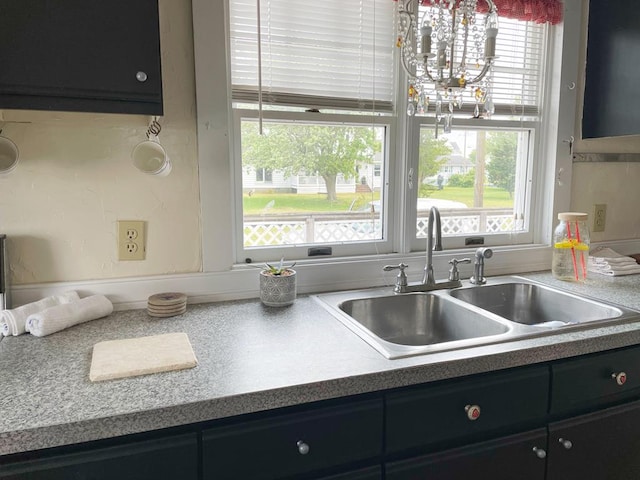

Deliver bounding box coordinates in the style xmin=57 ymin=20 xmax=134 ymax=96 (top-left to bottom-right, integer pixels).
xmin=422 ymin=207 xmax=443 ymax=286
xmin=383 ymin=207 xmax=469 ymax=293
xmin=469 ymin=247 xmax=493 ymax=285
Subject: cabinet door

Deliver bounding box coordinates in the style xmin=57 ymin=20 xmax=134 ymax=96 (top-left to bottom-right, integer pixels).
xmin=582 ymin=1 xmax=640 ymax=138
xmin=547 ymin=400 xmax=640 ymax=480
xmin=386 ymin=428 xmax=547 ymax=480
xmin=202 ymin=398 xmax=383 ymax=480
xmin=386 ymin=366 xmax=549 ymax=454
xmin=0 ymin=0 xmax=162 ymax=114
xmin=551 ymin=345 xmax=640 ymax=415
xmin=0 ymin=433 xmax=197 ymax=480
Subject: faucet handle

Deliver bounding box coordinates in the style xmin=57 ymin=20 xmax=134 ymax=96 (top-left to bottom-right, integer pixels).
xmin=448 ymin=258 xmax=471 ymax=282
xmin=383 ymin=263 xmax=408 ymax=293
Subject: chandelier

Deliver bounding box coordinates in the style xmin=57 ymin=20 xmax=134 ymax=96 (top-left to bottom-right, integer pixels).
xmin=396 ymin=0 xmax=499 ymax=133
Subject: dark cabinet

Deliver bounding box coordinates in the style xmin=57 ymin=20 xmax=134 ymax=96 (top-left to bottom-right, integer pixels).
xmin=551 ymin=345 xmax=640 ymax=415
xmin=0 ymin=433 xmax=197 ymax=480
xmin=582 ymin=1 xmax=640 ymax=138
xmin=202 ymin=398 xmax=383 ymax=480
xmin=0 ymin=0 xmax=163 ymax=115
xmin=386 ymin=366 xmax=549 ymax=455
xmin=386 ymin=428 xmax=548 ymax=480
xmin=547 ymin=401 xmax=640 ymax=480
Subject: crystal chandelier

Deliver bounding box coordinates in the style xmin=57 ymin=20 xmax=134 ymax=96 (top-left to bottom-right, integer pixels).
xmin=396 ymin=0 xmax=499 ymax=133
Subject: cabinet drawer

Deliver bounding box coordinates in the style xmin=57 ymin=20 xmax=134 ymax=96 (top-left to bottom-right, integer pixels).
xmin=386 ymin=366 xmax=549 ymax=454
xmin=386 ymin=428 xmax=547 ymax=480
xmin=202 ymin=398 xmax=383 ymax=480
xmin=551 ymin=345 xmax=640 ymax=415
xmin=0 ymin=433 xmax=197 ymax=480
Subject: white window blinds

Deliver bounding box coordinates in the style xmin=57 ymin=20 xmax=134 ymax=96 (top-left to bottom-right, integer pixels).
xmin=228 ymin=0 xmax=395 ymax=112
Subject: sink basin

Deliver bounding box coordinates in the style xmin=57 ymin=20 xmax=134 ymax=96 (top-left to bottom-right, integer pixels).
xmin=315 ymin=289 xmax=512 ymax=359
xmin=315 ymin=277 xmax=640 ymax=359
xmin=340 ymin=294 xmax=509 ymax=346
xmin=450 ymin=282 xmax=624 ymax=326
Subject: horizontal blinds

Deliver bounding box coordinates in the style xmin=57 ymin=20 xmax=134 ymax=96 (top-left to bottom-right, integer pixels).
xmin=229 ymin=0 xmax=396 ymax=111
xmin=491 ymin=17 xmax=546 ymax=115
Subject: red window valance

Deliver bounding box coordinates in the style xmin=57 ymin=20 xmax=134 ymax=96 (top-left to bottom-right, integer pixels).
xmin=416 ymin=0 xmax=564 ymax=25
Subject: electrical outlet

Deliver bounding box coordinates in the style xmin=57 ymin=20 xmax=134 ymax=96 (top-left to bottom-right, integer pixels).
xmin=593 ymin=204 xmax=607 ymax=233
xmin=118 ymin=220 xmax=146 ymax=261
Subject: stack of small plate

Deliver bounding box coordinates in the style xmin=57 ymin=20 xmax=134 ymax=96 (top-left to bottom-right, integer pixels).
xmin=147 ymin=292 xmax=188 ymax=318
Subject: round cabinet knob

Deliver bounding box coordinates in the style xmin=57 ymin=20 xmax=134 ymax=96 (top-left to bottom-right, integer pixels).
xmin=136 ymin=71 xmax=148 ymax=83
xmin=296 ymin=440 xmax=310 ymax=455
xmin=611 ymin=372 xmax=627 ymax=386
xmin=465 ymin=404 xmax=481 ymax=421
xmin=532 ymin=447 xmax=547 ymax=459
xmin=559 ymin=438 xmax=573 ymax=450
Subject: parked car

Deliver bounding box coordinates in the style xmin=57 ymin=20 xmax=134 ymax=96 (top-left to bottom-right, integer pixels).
xmin=358 ymin=198 xmax=467 ymax=213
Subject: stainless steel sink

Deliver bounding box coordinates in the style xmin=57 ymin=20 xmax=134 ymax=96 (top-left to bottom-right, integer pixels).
xmin=450 ymin=281 xmax=624 ymax=326
xmin=315 ymin=288 xmax=512 ymax=359
xmin=340 ymin=293 xmax=509 ymax=346
xmin=314 ymin=277 xmax=640 ymax=359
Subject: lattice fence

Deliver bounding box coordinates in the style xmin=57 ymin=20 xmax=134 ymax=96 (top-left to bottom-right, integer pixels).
xmin=245 ymin=209 xmax=515 ymax=246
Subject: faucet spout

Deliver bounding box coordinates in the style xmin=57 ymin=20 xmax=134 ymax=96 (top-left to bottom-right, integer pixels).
xmin=423 ymin=207 xmax=443 ymax=285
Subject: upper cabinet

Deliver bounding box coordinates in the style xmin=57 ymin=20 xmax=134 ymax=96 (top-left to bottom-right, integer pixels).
xmin=0 ymin=0 xmax=163 ymax=115
xmin=582 ymin=1 xmax=640 ymax=138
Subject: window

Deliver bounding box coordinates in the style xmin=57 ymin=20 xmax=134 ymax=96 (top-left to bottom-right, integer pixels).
xmin=229 ymin=0 xmax=395 ymax=263
xmin=225 ymin=0 xmax=561 ymax=265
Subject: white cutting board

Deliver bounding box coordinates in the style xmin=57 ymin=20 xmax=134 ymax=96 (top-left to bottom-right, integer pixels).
xmin=89 ymin=332 xmax=198 ymax=382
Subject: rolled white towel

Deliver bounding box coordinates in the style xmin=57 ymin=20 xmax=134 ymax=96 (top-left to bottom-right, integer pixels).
xmin=26 ymin=295 xmax=113 ymax=337
xmin=0 ymin=291 xmax=80 ymax=337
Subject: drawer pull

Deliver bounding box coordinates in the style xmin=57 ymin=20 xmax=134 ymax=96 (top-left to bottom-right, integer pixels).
xmin=296 ymin=440 xmax=310 ymax=455
xmin=136 ymin=71 xmax=148 ymax=82
xmin=611 ymin=372 xmax=627 ymax=386
xmin=532 ymin=447 xmax=547 ymax=459
xmin=464 ymin=404 xmax=481 ymax=421
xmin=558 ymin=438 xmax=573 ymax=450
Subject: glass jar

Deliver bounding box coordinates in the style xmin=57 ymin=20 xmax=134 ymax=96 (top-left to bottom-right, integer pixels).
xmin=552 ymin=212 xmax=590 ymax=282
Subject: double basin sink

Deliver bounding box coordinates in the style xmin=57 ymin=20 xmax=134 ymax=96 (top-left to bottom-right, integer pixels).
xmin=314 ymin=277 xmax=640 ymax=359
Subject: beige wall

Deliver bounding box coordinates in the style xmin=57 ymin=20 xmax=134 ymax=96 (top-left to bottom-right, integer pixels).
xmin=0 ymin=0 xmax=202 ymax=285
xmin=1 ymin=0 xmax=639 ymax=288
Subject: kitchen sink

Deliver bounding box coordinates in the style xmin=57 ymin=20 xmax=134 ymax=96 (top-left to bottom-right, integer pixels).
xmin=315 ymin=288 xmax=512 ymax=359
xmin=314 ymin=277 xmax=640 ymax=359
xmin=340 ymin=293 xmax=509 ymax=346
xmin=449 ymin=282 xmax=624 ymax=326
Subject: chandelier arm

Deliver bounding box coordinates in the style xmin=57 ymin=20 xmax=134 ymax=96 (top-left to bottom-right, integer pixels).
xmin=466 ymin=61 xmax=493 ymax=85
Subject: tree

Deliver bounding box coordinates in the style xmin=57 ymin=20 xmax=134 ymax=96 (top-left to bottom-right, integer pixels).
xmin=418 ymin=129 xmax=451 ymax=186
xmin=242 ymin=122 xmax=380 ymax=201
xmin=486 ymin=132 xmax=518 ymax=197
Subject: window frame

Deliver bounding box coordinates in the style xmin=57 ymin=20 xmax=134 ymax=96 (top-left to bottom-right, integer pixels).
xmin=406 ymin=117 xmax=539 ymax=252
xmin=192 ymin=0 xmax=582 ymax=285
xmin=232 ymin=108 xmax=397 ymax=264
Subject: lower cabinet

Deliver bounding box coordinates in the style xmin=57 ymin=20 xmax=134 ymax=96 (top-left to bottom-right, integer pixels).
xmin=547 ymin=400 xmax=640 ymax=480
xmin=386 ymin=428 xmax=548 ymax=480
xmin=0 ymin=433 xmax=198 ymax=480
xmin=202 ymin=398 xmax=383 ymax=480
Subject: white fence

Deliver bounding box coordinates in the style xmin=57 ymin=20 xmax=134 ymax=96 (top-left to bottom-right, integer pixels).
xmin=244 ymin=208 xmax=515 ymax=246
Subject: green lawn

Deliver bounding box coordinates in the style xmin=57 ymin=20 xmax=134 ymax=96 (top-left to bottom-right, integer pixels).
xmin=243 ymin=192 xmax=381 ymax=215
xmin=243 ymin=188 xmax=512 ymax=214
xmin=429 ymin=187 xmax=514 ymax=208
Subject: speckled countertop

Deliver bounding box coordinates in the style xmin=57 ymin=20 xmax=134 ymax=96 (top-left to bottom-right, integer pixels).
xmin=1 ymin=272 xmax=640 ymax=456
